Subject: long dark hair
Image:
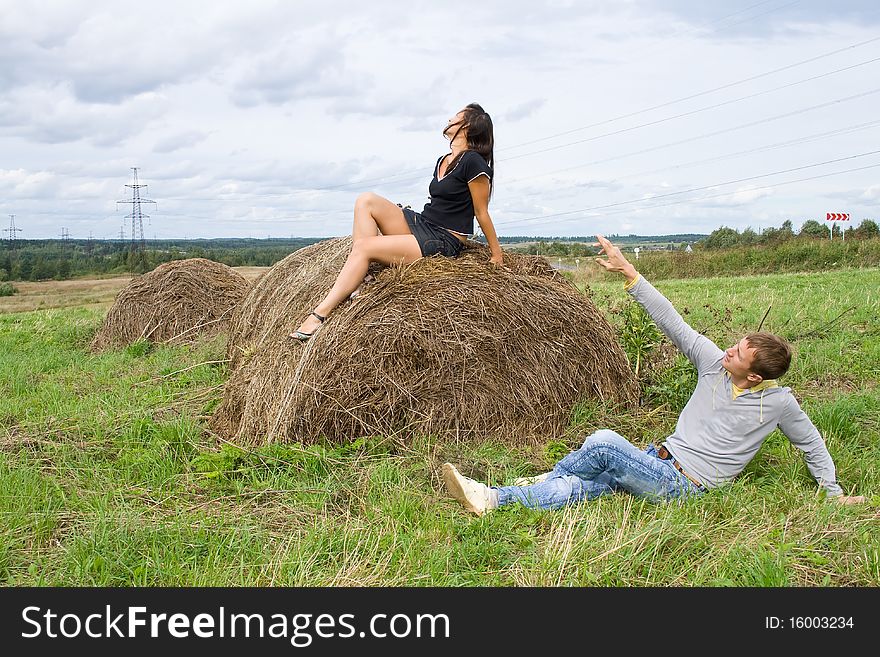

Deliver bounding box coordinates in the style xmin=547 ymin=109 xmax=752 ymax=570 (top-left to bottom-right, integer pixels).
xmin=446 ymin=103 xmax=495 ymax=196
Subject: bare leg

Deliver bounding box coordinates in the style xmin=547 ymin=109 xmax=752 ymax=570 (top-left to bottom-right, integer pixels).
xmin=292 ymin=234 xmax=422 ymax=336
xmin=350 ymin=192 xmax=413 ymax=294
xmin=352 ymin=192 xmax=412 ymax=240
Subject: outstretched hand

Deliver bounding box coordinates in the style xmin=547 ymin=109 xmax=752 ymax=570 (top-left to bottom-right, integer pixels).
xmin=593 ymin=234 xmax=638 ymax=282
xmin=833 ymin=494 xmax=866 ymax=505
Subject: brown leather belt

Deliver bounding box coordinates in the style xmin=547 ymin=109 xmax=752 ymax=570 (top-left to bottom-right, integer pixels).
xmin=657 ymin=445 xmax=703 ymax=488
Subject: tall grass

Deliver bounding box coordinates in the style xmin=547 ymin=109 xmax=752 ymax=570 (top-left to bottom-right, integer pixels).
xmin=565 ymin=238 xmax=880 ymax=284
xmin=0 ymin=268 xmax=877 ymax=586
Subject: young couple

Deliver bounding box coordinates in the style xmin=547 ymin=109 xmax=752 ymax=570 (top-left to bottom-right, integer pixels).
xmin=289 ymin=102 xmax=865 ymax=511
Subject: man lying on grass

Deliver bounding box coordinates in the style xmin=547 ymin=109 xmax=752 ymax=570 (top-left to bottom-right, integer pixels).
xmin=443 ymin=234 xmax=865 ymax=515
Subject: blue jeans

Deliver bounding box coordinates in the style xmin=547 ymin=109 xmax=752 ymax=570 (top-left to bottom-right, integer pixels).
xmin=496 ymin=430 xmax=705 ymax=510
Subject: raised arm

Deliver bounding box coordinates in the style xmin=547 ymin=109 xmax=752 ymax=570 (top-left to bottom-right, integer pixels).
xmin=592 ymin=234 xmax=641 ymax=286
xmin=468 ymin=176 xmax=503 ymax=266
xmin=593 ymin=234 xmax=722 ymax=373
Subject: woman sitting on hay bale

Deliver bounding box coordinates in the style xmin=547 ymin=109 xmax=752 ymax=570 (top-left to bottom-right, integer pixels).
xmin=291 ymin=102 xmax=505 ymax=341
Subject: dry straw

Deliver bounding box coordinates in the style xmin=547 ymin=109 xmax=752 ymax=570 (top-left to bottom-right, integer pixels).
xmin=90 ymin=258 xmax=250 ymax=351
xmin=211 ymin=237 xmax=637 ymax=445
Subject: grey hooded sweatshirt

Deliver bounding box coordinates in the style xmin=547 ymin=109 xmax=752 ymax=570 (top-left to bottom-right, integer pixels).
xmin=627 ymin=275 xmax=843 ymax=496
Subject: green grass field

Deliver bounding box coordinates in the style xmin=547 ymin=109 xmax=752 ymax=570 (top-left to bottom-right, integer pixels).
xmin=1 ymin=268 xmax=878 ymax=586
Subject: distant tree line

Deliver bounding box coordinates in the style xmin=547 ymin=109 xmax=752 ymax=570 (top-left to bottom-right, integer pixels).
xmin=699 ymin=219 xmax=879 ymax=249
xmin=1 ymin=234 xmax=710 ymax=281
xmin=508 ymin=234 xmax=706 ymax=256
xmin=512 ymin=241 xmax=599 ymax=257
xmin=0 ymin=238 xmax=321 ymax=282
xmin=510 ymin=221 xmax=880 ymax=257
xmin=1 ymin=222 xmax=877 ymax=283
xmin=496 ymin=233 xmax=705 ymax=245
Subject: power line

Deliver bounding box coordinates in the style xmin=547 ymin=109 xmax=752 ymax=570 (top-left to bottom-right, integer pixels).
xmin=251 ymin=34 xmax=880 ymax=197
xmin=128 ymin=119 xmax=878 ymax=222
xmin=60 ymin=227 xmax=71 ymax=256
xmin=498 ymin=86 xmax=880 ymax=187
xmin=495 ymin=153 xmax=880 ymax=228
xmin=593 ymin=162 xmax=880 ymax=221
xmin=299 ymin=55 xmax=880 ymax=195
xmin=34 ymin=123 xmax=879 ymax=232
xmin=155 ymin=149 xmax=880 ymax=231
xmin=590 ymin=118 xmax=880 ymax=186
xmin=89 ymin=38 xmax=880 ymax=208
xmin=501 ymin=61 xmax=880 ymax=164
xmin=500 ymin=33 xmax=880 ymax=153
xmin=620 ymin=0 xmax=789 ymax=62
xmin=133 ymin=113 xmax=879 ymax=217
xmin=692 ymin=0 xmax=803 ymax=35
xmin=10 ymin=33 xmax=879 ymax=236
xmin=15 ymin=113 xmax=879 ymax=233
xmin=154 ymin=80 xmax=880 ymax=207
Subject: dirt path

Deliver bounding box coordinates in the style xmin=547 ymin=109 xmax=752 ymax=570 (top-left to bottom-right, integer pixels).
xmin=0 ymin=267 xmax=269 ymax=314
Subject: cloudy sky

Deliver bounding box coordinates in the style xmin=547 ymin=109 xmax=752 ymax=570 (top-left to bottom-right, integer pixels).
xmin=2 ymin=0 xmax=879 ymax=239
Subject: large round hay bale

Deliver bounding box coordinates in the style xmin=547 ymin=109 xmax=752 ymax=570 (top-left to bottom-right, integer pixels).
xmin=225 ymin=237 xmax=356 ymax=370
xmin=90 ymin=258 xmax=250 ymax=351
xmin=210 ymin=238 xmax=638 ymax=445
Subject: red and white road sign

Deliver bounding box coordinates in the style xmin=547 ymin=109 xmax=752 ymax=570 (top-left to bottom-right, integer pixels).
xmin=825 ymin=212 xmax=850 ymax=221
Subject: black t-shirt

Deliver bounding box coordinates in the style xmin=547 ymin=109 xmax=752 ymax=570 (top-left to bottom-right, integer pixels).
xmin=420 ymin=150 xmax=493 ymax=235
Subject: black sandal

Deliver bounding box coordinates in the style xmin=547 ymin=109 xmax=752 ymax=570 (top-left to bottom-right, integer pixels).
xmin=290 ymin=311 xmax=326 ymax=342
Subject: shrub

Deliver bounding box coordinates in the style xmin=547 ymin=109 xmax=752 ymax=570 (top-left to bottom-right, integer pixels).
xmin=618 ymin=301 xmax=663 ymax=377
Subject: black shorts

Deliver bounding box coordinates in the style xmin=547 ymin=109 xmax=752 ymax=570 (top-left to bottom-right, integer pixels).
xmin=402 ymin=208 xmax=464 ymax=258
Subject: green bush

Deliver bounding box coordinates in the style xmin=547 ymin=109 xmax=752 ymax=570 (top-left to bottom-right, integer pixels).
xmin=0 ymin=282 xmax=18 ymax=297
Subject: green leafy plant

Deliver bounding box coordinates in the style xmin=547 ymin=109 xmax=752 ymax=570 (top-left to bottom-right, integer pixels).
xmin=544 ymin=440 xmax=570 ymax=464
xmin=190 ymin=443 xmax=247 ymax=480
xmin=124 ymin=338 xmax=153 ymax=358
xmin=618 ymin=301 xmax=663 ymax=377
xmin=644 ymin=354 xmax=698 ymax=412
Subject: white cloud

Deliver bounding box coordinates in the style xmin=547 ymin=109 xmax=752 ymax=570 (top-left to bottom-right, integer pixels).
xmin=0 ymin=168 xmax=58 ymax=198
xmin=711 ymin=186 xmax=776 ymax=206
xmin=230 ymin=35 xmax=366 ymax=108
xmin=500 ymin=98 xmax=547 ymax=123
xmin=0 ymin=82 xmax=167 ymax=146
xmin=860 ymin=184 xmax=880 ymax=201
xmin=1 ymin=1 xmax=878 ymax=238
xmin=153 ymin=131 xmax=210 ymax=153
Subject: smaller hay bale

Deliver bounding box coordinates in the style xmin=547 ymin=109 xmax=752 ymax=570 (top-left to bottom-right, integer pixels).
xmin=90 ymin=258 xmax=250 ymax=351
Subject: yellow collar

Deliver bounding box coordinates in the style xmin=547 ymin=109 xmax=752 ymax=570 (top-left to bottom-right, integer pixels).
xmin=730 ymin=374 xmax=778 ymax=400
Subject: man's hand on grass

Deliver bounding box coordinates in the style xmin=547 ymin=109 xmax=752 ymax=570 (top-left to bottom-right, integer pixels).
xmin=833 ymin=494 xmax=866 ymax=505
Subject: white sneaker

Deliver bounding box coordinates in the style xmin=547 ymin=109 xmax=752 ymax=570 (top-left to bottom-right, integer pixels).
xmin=442 ymin=463 xmax=498 ymax=516
xmin=512 ymin=472 xmax=551 ymax=487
